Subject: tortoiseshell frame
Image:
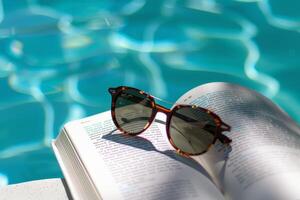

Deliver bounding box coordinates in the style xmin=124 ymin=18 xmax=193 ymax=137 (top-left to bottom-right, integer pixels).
xmin=109 ymin=86 xmax=232 ymax=157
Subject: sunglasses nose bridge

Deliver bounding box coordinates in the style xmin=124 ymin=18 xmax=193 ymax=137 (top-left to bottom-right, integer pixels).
xmin=155 ymin=104 xmax=171 ymax=115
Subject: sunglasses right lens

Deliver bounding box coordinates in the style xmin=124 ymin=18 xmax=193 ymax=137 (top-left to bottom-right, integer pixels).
xmin=169 ymin=106 xmax=217 ymax=155
xmin=114 ymin=88 xmax=154 ymax=135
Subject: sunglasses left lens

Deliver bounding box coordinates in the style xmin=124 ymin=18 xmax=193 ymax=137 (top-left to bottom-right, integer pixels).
xmin=114 ymin=88 xmax=154 ymax=135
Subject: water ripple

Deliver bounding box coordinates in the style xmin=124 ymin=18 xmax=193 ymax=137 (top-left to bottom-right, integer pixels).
xmin=258 ymin=0 xmax=300 ymax=31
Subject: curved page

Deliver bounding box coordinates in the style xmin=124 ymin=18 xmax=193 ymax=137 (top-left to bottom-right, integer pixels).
xmin=176 ymin=82 xmax=300 ymax=200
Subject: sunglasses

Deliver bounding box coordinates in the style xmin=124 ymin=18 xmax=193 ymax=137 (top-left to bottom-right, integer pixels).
xmin=108 ymin=86 xmax=232 ymax=156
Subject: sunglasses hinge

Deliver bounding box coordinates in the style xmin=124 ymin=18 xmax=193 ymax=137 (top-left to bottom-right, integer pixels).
xmin=220 ymin=122 xmax=231 ymax=132
xmin=108 ymin=88 xmax=117 ymax=94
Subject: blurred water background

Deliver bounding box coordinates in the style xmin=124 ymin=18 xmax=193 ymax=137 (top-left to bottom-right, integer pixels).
xmin=0 ymin=0 xmax=300 ymax=185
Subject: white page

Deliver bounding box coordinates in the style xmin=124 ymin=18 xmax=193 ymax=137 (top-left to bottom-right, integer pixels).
xmin=0 ymin=178 xmax=71 ymax=200
xmin=176 ymin=82 xmax=300 ymax=200
xmin=65 ymin=111 xmax=224 ymax=200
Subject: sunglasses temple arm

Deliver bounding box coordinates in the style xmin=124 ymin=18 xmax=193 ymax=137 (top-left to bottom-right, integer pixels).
xmin=151 ymin=95 xmax=175 ymax=106
xmin=218 ymin=122 xmax=232 ymax=144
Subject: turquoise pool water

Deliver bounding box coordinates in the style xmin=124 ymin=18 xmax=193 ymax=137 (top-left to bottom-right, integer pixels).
xmin=0 ymin=0 xmax=300 ymax=185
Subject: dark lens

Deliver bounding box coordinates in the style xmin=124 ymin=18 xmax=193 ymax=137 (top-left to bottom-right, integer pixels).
xmin=114 ymin=88 xmax=154 ymax=134
xmin=169 ymin=106 xmax=217 ymax=155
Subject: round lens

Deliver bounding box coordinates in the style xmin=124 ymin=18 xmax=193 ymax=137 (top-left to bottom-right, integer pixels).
xmin=114 ymin=88 xmax=154 ymax=135
xmin=168 ymin=106 xmax=217 ymax=155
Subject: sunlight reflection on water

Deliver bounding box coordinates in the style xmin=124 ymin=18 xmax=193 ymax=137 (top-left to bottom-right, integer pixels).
xmin=0 ymin=173 xmax=8 ymax=187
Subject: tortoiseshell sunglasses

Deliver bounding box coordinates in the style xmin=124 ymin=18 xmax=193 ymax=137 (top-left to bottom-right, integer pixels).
xmin=109 ymin=86 xmax=231 ymax=156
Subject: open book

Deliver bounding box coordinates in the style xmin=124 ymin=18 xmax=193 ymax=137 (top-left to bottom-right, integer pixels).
xmin=52 ymin=82 xmax=300 ymax=200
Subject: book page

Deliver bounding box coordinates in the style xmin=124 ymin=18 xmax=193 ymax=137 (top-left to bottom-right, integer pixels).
xmin=0 ymin=178 xmax=72 ymax=200
xmin=64 ymin=111 xmax=225 ymax=200
xmin=176 ymin=82 xmax=300 ymax=200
